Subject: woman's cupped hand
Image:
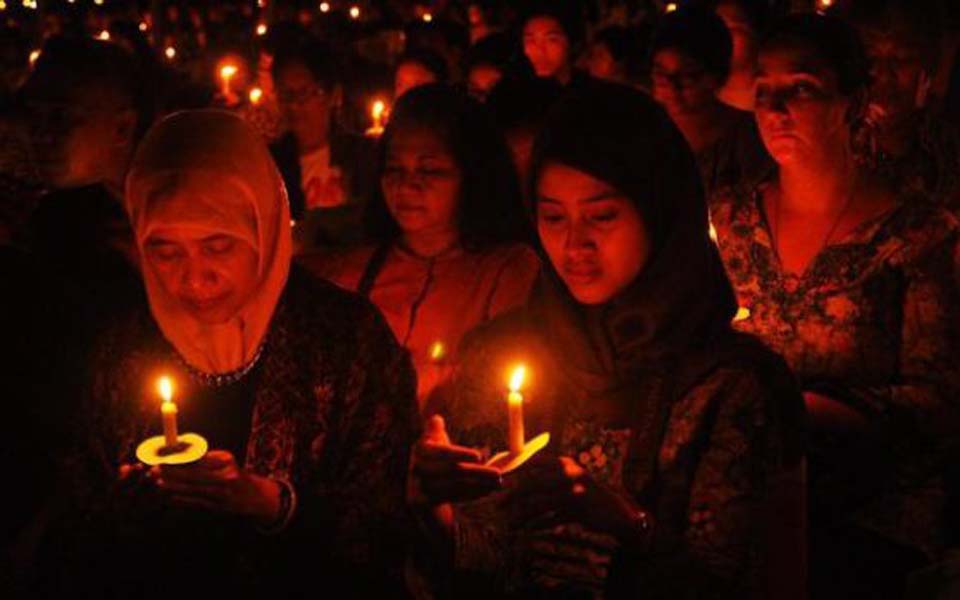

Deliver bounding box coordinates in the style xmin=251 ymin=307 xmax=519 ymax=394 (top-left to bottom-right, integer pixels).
xmin=118 ymin=450 xmax=282 ymax=526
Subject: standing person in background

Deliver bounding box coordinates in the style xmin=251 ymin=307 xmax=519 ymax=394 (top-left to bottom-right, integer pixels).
xmin=710 ymin=15 xmax=960 ymax=599
xmin=835 ymin=0 xmax=960 ymax=211
xmin=270 ymin=38 xmax=375 ymax=253
xmin=711 ymin=0 xmax=771 ymax=111
xmin=650 ymin=6 xmax=771 ymax=196
xmin=20 ymin=36 xmax=152 ymax=386
xmin=583 ymin=25 xmax=650 ymax=88
xmin=301 ymin=85 xmax=539 ymax=407
xmin=521 ymin=0 xmax=587 ymax=87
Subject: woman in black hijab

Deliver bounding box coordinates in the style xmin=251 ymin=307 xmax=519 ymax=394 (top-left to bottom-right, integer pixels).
xmin=410 ymin=81 xmax=805 ymax=598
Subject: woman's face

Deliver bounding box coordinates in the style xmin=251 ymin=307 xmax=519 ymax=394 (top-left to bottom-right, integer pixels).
xmin=143 ymin=227 xmax=260 ymax=324
xmin=536 ymin=162 xmax=651 ymax=305
xmin=382 ymin=126 xmax=462 ymax=237
xmin=651 ymin=49 xmax=721 ymax=118
xmin=755 ymin=42 xmax=853 ymax=167
xmin=276 ymin=61 xmax=333 ymax=151
xmin=523 ymin=16 xmax=571 ymax=80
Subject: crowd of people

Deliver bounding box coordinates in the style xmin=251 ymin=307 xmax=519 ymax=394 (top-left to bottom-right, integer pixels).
xmin=1 ymin=0 xmax=959 ymax=598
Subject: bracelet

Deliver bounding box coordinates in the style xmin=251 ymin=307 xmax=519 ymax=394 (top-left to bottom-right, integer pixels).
xmin=257 ymin=478 xmax=297 ymax=535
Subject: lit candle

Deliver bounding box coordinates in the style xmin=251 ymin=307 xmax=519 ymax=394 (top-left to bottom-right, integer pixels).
xmin=429 ymin=341 xmax=446 ymax=362
xmin=507 ymin=366 xmax=526 ymax=456
xmin=28 ymin=49 xmax=40 ymax=66
xmin=249 ymin=86 xmax=263 ymax=105
xmin=423 ymin=13 xmax=433 ymax=23
xmin=349 ymin=5 xmax=360 ymax=19
xmin=219 ymin=63 xmax=239 ymax=99
xmin=139 ymin=21 xmax=148 ymax=32
xmin=365 ymin=99 xmax=387 ymax=137
xmin=97 ymin=29 xmax=111 ymax=41
xmin=256 ymin=22 xmax=268 ymax=36
xmin=320 ymin=2 xmax=330 ymax=13
xmin=158 ymin=376 xmax=179 ymax=449
xmin=665 ymin=2 xmax=678 ymax=13
xmin=165 ymin=46 xmax=176 ymax=61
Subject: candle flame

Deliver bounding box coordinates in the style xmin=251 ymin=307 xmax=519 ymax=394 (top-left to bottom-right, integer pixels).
xmin=139 ymin=21 xmax=148 ymax=32
xmin=165 ymin=46 xmax=176 ymax=60
xmin=665 ymin=2 xmax=678 ymax=13
xmin=423 ymin=13 xmax=433 ymax=22
xmin=509 ymin=366 xmax=526 ymax=393
xmin=220 ymin=64 xmax=238 ymax=80
xmin=320 ymin=2 xmax=330 ymax=13
xmin=249 ymin=86 xmax=263 ymax=104
xmin=349 ymin=5 xmax=360 ymax=19
xmin=256 ymin=23 xmax=268 ymax=36
xmin=97 ymin=30 xmax=111 ymax=41
xmin=429 ymin=341 xmax=445 ymax=361
xmin=94 ymin=0 xmax=104 ymax=5
xmin=708 ymin=221 xmax=718 ymax=244
xmin=0 ymin=1 xmax=6 ymax=11
xmin=29 ymin=49 xmax=40 ymax=65
xmin=733 ymin=306 xmax=751 ymax=322
xmin=371 ymin=100 xmax=385 ymax=120
xmin=157 ymin=376 xmax=174 ymax=403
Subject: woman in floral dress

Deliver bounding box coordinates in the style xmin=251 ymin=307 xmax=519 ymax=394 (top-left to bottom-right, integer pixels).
xmin=710 ymin=15 xmax=960 ymax=599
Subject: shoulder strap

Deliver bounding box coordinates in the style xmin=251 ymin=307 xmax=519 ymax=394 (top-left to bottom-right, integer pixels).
xmin=356 ymin=243 xmax=392 ymax=298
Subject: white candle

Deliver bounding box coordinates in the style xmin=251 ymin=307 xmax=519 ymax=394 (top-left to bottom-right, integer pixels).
xmin=158 ymin=376 xmax=179 ymax=448
xmin=507 ymin=366 xmax=526 ymax=455
xmin=219 ymin=63 xmax=238 ymax=99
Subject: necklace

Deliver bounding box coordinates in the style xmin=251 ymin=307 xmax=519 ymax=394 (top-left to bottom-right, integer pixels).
xmin=176 ymin=341 xmax=266 ymax=388
xmin=770 ymin=183 xmax=855 ymax=273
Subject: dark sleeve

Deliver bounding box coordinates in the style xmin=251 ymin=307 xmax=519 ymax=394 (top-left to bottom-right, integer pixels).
xmin=637 ymin=367 xmax=804 ymax=600
xmin=287 ymin=306 xmax=419 ymax=591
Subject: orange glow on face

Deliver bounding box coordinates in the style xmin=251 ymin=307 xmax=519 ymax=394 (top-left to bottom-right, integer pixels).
xmin=509 ymin=366 xmax=526 ymax=393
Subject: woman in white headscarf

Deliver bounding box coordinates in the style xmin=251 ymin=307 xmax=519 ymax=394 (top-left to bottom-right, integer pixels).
xmin=42 ymin=110 xmax=418 ymax=598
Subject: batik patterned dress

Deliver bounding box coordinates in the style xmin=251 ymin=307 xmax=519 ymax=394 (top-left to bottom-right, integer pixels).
xmin=45 ymin=267 xmax=419 ymax=597
xmin=424 ymin=310 xmax=804 ymax=599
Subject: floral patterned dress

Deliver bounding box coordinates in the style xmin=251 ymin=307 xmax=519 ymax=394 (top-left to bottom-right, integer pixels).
xmin=710 ymin=182 xmax=960 ymax=559
xmin=423 ymin=310 xmax=804 ymax=599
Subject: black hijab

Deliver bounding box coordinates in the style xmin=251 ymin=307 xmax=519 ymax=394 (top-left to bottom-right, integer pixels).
xmin=528 ymin=80 xmax=738 ymax=396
